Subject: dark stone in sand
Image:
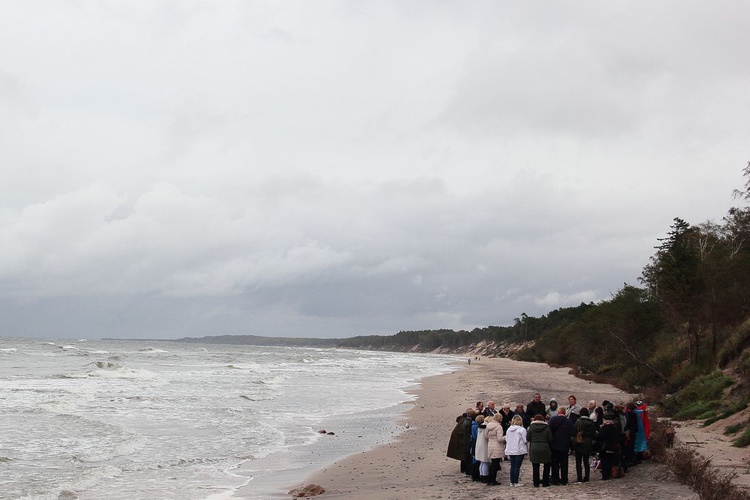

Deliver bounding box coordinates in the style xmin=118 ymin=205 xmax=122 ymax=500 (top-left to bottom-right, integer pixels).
xmin=317 ymin=429 xmax=326 ymax=433
xmin=326 ymin=431 xmax=335 ymax=435
xmin=58 ymin=491 xmax=78 ymax=500
xmin=288 ymin=483 xmax=326 ymax=497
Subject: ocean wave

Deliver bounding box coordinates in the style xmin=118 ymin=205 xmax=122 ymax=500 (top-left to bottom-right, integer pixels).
xmin=0 ymin=348 xmax=17 ymax=353
xmin=138 ymin=347 xmax=168 ymax=353
xmin=87 ymin=363 xmax=157 ymax=380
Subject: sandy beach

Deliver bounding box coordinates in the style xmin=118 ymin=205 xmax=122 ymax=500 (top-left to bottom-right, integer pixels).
xmin=284 ymin=356 xmax=700 ymax=499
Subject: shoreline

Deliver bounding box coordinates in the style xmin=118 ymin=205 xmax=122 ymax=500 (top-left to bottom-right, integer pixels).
xmin=281 ymin=356 xmax=699 ymax=499
xmin=234 ymin=356 xmax=460 ymax=499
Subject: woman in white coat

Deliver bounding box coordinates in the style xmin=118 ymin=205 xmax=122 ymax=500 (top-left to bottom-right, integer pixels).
xmin=474 ymin=415 xmax=490 ymax=482
xmin=484 ymin=413 xmax=505 ymax=485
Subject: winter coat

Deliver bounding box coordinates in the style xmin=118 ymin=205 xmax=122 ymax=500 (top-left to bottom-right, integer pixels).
xmin=547 ymin=399 xmax=559 ymax=419
xmin=515 ymin=410 xmax=530 ymax=428
xmin=527 ymin=400 xmax=546 ymax=419
xmin=462 ymin=416 xmax=473 ymax=454
xmin=485 ymin=420 xmax=505 ymax=460
xmin=504 ymin=424 xmax=528 ymax=456
xmin=596 ymin=420 xmax=622 ymax=455
xmin=527 ymin=420 xmax=553 ymax=464
xmin=548 ymin=414 xmax=573 ymax=452
xmin=499 ymin=410 xmax=514 ymax=434
xmin=566 ymin=402 xmax=582 ymax=424
xmin=566 ymin=402 xmax=582 ymax=417
xmin=573 ymin=415 xmax=597 ymax=455
xmin=475 ymin=424 xmax=490 ymax=463
xmin=635 ymin=409 xmax=648 ymax=452
xmin=471 ymin=421 xmax=479 ymax=463
xmin=446 ymin=415 xmax=467 ymax=461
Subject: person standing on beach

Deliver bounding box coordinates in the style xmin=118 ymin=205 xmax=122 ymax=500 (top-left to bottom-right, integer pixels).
xmin=447 ymin=414 xmax=468 ymax=471
xmin=566 ymin=395 xmax=582 ymax=424
xmin=504 ymin=415 xmax=528 ymax=487
xmin=470 ymin=414 xmax=484 ymax=481
xmin=474 ymin=415 xmax=491 ymax=483
xmin=623 ymin=403 xmax=639 ymax=468
xmin=596 ymin=411 xmax=622 ymax=480
xmin=499 ymin=403 xmax=514 ymax=435
xmin=527 ymin=414 xmax=553 ymax=487
xmin=573 ymin=407 xmax=597 ymax=483
xmin=514 ymin=403 xmax=530 ymax=428
xmin=462 ymin=410 xmax=475 ymax=475
xmin=485 ymin=413 xmax=505 ymax=485
xmin=546 ymin=398 xmax=559 ymax=419
xmin=548 ymin=407 xmax=573 ymax=485
xmin=527 ymin=392 xmax=546 ymax=420
xmin=483 ymin=401 xmax=497 ymax=417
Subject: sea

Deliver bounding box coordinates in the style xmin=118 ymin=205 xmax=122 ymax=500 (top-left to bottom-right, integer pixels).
xmin=0 ymin=337 xmax=459 ymax=500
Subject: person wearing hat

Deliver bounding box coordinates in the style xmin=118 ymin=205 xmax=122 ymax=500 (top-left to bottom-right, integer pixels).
xmin=546 ymin=398 xmax=559 ymax=419
xmin=596 ymin=410 xmax=624 ymax=480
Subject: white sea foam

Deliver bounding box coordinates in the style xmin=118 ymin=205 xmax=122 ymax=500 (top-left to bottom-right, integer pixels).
xmin=0 ymin=348 xmax=17 ymax=353
xmin=0 ymin=338 xmax=458 ymax=500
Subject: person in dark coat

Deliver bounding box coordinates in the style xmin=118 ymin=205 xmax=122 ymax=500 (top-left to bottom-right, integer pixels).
xmin=526 ymin=414 xmax=553 ymax=487
xmin=462 ymin=410 xmax=476 ymax=475
xmin=483 ymin=401 xmax=498 ymax=417
xmin=548 ymin=408 xmax=573 ymax=485
xmin=527 ymin=392 xmax=546 ymax=420
xmin=499 ymin=403 xmax=514 ymax=436
xmin=514 ymin=403 xmax=530 ymax=429
xmin=447 ymin=413 xmax=467 ymax=470
xmin=623 ymin=402 xmax=639 ymax=468
xmin=573 ymin=407 xmax=597 ymax=483
xmin=596 ymin=411 xmax=623 ymax=480
xmin=593 ymin=406 xmax=604 ymax=429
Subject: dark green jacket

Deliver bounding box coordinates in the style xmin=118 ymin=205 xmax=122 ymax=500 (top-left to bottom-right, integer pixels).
xmin=527 ymin=421 xmax=553 ymax=463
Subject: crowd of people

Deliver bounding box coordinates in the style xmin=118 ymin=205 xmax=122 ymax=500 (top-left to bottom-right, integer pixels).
xmin=446 ymin=393 xmax=651 ymax=488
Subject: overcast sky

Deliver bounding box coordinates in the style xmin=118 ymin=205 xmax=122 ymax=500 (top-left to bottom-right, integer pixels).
xmin=1 ymin=2 xmax=748 ymax=340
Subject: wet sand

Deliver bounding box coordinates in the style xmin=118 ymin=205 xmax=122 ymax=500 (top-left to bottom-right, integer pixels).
xmin=292 ymin=356 xmax=699 ymax=499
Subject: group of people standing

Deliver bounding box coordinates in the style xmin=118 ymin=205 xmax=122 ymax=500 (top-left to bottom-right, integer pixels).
xmin=446 ymin=393 xmax=651 ymax=488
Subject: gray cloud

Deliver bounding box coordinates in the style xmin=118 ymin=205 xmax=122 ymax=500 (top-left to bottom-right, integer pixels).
xmin=0 ymin=1 xmax=747 ymax=338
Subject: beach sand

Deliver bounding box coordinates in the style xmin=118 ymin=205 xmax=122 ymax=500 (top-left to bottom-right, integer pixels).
xmin=279 ymin=356 xmax=700 ymax=499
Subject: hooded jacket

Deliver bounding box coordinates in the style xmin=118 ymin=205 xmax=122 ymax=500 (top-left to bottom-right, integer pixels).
xmin=484 ymin=420 xmax=505 ymax=460
xmin=446 ymin=415 xmax=467 ymax=461
xmin=546 ymin=398 xmax=559 ymax=419
xmin=527 ymin=420 xmax=553 ymax=464
xmin=504 ymin=424 xmax=528 ymax=456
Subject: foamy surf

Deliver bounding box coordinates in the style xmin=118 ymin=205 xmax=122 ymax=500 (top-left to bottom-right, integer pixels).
xmin=0 ymin=337 xmax=458 ymax=499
